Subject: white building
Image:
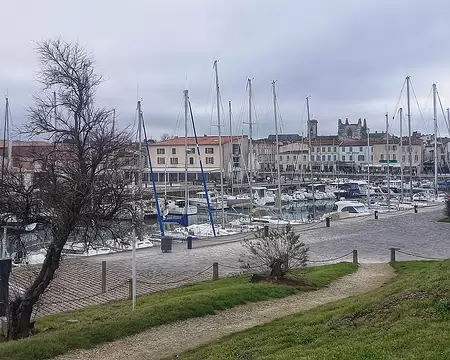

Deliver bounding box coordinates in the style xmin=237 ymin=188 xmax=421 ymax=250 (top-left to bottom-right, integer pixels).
xmin=148 ymin=135 xmax=248 ymax=183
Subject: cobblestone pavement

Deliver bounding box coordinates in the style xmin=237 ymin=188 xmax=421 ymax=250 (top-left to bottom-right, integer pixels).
xmin=10 ymin=205 xmax=449 ymax=317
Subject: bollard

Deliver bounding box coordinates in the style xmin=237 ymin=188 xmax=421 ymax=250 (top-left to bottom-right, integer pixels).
xmin=390 ymin=248 xmax=396 ymax=263
xmin=128 ymin=278 xmax=133 ymax=300
xmin=264 ymin=225 xmax=269 ymax=237
xmin=187 ymin=236 xmax=193 ymax=249
xmin=352 ymin=249 xmax=358 ymax=264
xmin=374 ymin=210 xmax=378 ymax=220
xmin=414 ymin=204 xmax=418 ymax=213
xmin=212 ymin=262 xmax=219 ymax=281
xmin=326 ymin=217 xmax=331 ymax=227
xmin=101 ymin=260 xmax=106 ymax=293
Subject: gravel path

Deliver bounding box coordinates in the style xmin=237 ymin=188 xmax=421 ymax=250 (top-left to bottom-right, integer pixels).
xmin=56 ymin=263 xmax=395 ymax=360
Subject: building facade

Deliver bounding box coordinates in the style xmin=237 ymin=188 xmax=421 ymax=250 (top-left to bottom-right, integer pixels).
xmin=371 ymin=137 xmax=423 ymax=175
xmin=149 ymin=135 xmax=248 ymax=183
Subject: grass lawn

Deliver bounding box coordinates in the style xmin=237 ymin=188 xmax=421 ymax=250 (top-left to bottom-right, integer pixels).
xmin=0 ymin=262 xmax=357 ymax=360
xmin=438 ymin=217 xmax=450 ymax=223
xmin=177 ymin=260 xmax=450 ymax=360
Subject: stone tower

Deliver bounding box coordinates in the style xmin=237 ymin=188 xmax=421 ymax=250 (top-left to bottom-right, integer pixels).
xmin=338 ymin=118 xmax=368 ymax=140
xmin=308 ymin=119 xmax=318 ymax=140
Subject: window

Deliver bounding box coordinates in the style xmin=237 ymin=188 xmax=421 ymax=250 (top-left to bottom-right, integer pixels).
xmin=293 ymin=155 xmax=297 ymax=161
xmin=206 ymin=157 xmax=214 ymax=164
xmin=392 ymin=145 xmax=397 ymax=151
xmin=280 ymin=155 xmax=284 ymax=161
xmin=170 ymin=157 xmax=178 ymax=165
xmin=157 ymin=148 xmax=165 ymax=155
xmin=327 ymin=155 xmax=331 ymax=161
xmin=157 ymin=157 xmax=165 ymax=165
xmin=310 ymin=156 xmax=314 ymax=161
xmin=349 ymin=155 xmax=353 ymax=161
xmin=311 ymin=147 xmax=314 ymax=152
xmin=334 ymin=155 xmax=337 ymax=161
xmin=190 ymin=147 xmax=196 ymax=154
xmin=333 ymin=147 xmax=337 ymax=152
xmin=189 ymin=157 xmax=194 ymax=165
xmin=342 ymin=206 xmax=358 ymax=214
xmin=287 ymin=155 xmax=290 ymax=161
xmin=327 ymin=147 xmax=331 ymax=152
xmin=392 ymin=154 xmax=396 ymax=160
xmin=342 ymin=155 xmax=346 ymax=161
xmin=321 ymin=155 xmax=325 ymax=161
xmin=316 ymin=155 xmax=321 ymax=161
xmin=359 ymin=147 xmax=363 ymax=152
xmin=358 ymin=155 xmax=364 ymax=161
xmin=303 ymin=155 xmax=307 ymax=161
xmin=205 ymin=147 xmax=214 ymax=154
xmin=349 ymin=147 xmax=353 ymax=152
xmin=171 ymin=148 xmax=176 ymax=154
xmin=380 ymin=154 xmax=384 ymax=160
xmin=402 ymin=155 xmax=405 ymax=162
xmin=298 ymin=164 xmax=302 ymax=170
xmin=322 ymin=147 xmax=325 ymax=152
xmin=317 ymin=147 xmax=320 ymax=152
xmin=415 ymin=155 xmax=418 ymax=161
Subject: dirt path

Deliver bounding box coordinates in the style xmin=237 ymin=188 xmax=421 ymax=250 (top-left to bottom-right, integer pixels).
xmin=56 ymin=263 xmax=395 ymax=360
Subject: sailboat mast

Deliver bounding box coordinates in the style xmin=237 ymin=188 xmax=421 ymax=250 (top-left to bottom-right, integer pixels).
xmin=406 ymin=76 xmax=413 ymax=201
xmin=432 ymin=83 xmax=438 ymax=195
xmin=213 ymin=61 xmax=225 ymax=228
xmin=272 ymin=81 xmax=282 ymax=216
xmin=399 ymin=108 xmax=404 ymax=202
xmin=386 ymin=112 xmax=391 ymax=210
xmin=229 ymin=100 xmax=233 ymax=196
xmin=367 ymin=128 xmax=370 ymax=205
xmin=184 ymin=90 xmax=189 ymax=216
xmin=248 ymin=79 xmax=253 ymax=221
xmin=1 ymin=96 xmax=10 ymax=259
xmin=112 ymin=108 xmax=116 ymax=136
xmin=306 ymin=96 xmax=315 ymax=218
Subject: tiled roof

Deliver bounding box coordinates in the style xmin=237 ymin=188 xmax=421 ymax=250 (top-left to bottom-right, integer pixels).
xmin=152 ymin=136 xmax=246 ymax=146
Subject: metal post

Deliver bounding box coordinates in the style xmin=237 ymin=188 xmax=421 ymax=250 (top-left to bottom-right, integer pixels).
xmin=101 ymin=260 xmax=106 ymax=293
xmin=352 ymin=250 xmax=358 ymax=264
xmin=248 ymin=79 xmax=253 ymax=222
xmin=187 ymin=236 xmax=193 ymax=250
xmin=229 ymin=100 xmax=233 ymax=196
xmin=390 ymin=248 xmax=396 ymax=263
xmin=414 ymin=204 xmax=418 ymax=213
xmin=374 ymin=210 xmax=378 ymax=220
xmin=264 ymin=225 xmax=269 ymax=237
xmin=212 ymin=262 xmax=219 ymax=281
xmin=326 ymin=217 xmax=331 ymax=227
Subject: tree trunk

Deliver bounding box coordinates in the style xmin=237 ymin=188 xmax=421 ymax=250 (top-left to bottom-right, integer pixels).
xmin=7 ymin=244 xmax=62 ymax=339
xmin=270 ymin=259 xmax=283 ymax=279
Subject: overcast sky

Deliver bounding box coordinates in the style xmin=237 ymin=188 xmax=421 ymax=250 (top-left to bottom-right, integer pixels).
xmin=1 ymin=0 xmax=450 ymax=141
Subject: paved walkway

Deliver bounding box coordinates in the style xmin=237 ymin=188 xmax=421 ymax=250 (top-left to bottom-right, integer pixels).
xmin=10 ymin=205 xmax=449 ymax=316
xmin=55 ymin=263 xmax=395 ymax=360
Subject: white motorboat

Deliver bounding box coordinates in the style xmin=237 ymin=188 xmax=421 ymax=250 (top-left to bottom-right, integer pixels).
xmin=189 ymin=191 xmax=229 ymax=210
xmin=252 ymin=186 xmax=275 ymax=205
xmin=166 ymin=199 xmax=198 ymax=216
xmin=224 ymin=193 xmax=251 ymax=207
xmin=324 ymin=200 xmax=372 ymax=219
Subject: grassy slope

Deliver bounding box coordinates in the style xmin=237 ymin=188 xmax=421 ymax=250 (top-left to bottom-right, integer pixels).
xmin=178 ymin=261 xmax=450 ymax=360
xmin=0 ymin=263 xmax=357 ymax=360
xmin=438 ymin=217 xmax=450 ymax=222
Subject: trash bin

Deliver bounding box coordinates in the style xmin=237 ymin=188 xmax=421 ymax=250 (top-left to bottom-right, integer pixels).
xmin=161 ymin=236 xmax=173 ymax=253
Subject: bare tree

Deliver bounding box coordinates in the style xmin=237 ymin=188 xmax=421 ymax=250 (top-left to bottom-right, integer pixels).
xmin=160 ymin=133 xmax=174 ymax=141
xmin=0 ymin=39 xmax=131 ymax=339
xmin=445 ymin=198 xmax=450 ymax=219
xmin=242 ymin=225 xmax=308 ymax=279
